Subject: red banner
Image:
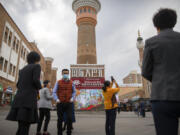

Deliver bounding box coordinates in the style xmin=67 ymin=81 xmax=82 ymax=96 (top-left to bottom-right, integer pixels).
xmin=71 ymin=77 xmax=105 ymax=89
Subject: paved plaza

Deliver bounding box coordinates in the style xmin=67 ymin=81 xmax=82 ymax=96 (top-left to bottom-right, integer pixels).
xmin=1 ymin=107 xmax=180 ymax=135
xmin=0 ymin=107 xmax=158 ymax=135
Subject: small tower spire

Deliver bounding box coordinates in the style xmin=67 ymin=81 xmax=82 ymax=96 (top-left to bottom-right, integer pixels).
xmin=138 ymin=30 xmax=141 ymax=37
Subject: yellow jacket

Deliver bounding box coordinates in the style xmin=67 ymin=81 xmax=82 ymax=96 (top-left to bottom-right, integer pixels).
xmin=103 ymin=82 xmax=120 ymax=110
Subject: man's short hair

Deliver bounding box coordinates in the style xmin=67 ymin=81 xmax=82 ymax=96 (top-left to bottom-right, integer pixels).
xmin=27 ymin=51 xmax=41 ymax=64
xmin=153 ymin=8 xmax=177 ymax=30
xmin=62 ymin=69 xmax=69 ymax=73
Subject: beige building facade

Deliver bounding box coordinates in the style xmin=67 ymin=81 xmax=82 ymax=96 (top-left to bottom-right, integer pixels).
xmin=0 ymin=3 xmax=57 ymax=105
xmin=123 ymin=70 xmax=142 ymax=84
xmin=118 ymin=84 xmax=144 ymax=102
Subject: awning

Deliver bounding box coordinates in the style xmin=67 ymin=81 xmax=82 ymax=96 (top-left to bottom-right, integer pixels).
xmin=5 ymin=87 xmax=13 ymax=94
xmin=131 ymin=95 xmax=140 ymax=101
xmin=123 ymin=98 xmax=129 ymax=103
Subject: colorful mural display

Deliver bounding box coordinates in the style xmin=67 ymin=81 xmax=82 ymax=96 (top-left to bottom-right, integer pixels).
xmin=75 ymin=89 xmax=103 ymax=110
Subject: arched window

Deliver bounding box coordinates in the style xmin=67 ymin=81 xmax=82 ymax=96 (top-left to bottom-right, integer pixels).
xmin=80 ymin=9 xmax=82 ymax=13
xmin=88 ymin=8 xmax=91 ymax=13
xmin=92 ymin=10 xmax=94 ymax=14
xmin=84 ymin=8 xmax=86 ymax=12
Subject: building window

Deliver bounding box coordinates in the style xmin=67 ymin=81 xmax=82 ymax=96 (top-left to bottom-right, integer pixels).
xmin=13 ymin=66 xmax=16 ymax=76
xmin=0 ymin=57 xmax=4 ymax=71
xmin=80 ymin=9 xmax=82 ymax=14
xmin=88 ymin=8 xmax=91 ymax=13
xmin=4 ymin=27 xmax=9 ymax=43
xmin=23 ymin=49 xmax=26 ymax=59
xmin=26 ymin=51 xmax=29 ymax=60
xmin=3 ymin=60 xmax=8 ymax=73
xmin=13 ymin=36 xmax=16 ymax=50
xmin=21 ymin=47 xmax=24 ymax=58
xmin=92 ymin=10 xmax=96 ymax=14
xmin=8 ymin=31 xmax=12 ymax=46
xmin=16 ymin=40 xmax=19 ymax=53
xmin=9 ymin=63 xmax=13 ymax=75
xmin=84 ymin=8 xmax=86 ymax=12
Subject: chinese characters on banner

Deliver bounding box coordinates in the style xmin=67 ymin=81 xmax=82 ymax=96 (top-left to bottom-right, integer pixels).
xmin=70 ymin=65 xmax=105 ymax=110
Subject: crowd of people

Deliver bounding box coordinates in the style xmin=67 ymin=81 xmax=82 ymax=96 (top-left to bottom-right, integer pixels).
xmin=5 ymin=8 xmax=180 ymax=135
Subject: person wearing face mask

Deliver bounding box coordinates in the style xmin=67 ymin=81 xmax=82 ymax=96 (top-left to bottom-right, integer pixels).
xmin=53 ymin=69 xmax=76 ymax=135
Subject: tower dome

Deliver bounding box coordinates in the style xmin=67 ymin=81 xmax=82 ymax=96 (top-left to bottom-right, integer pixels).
xmin=72 ymin=0 xmax=101 ymax=13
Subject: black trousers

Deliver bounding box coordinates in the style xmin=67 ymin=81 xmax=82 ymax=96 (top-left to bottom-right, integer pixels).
xmin=140 ymin=109 xmax=146 ymax=117
xmin=57 ymin=103 xmax=72 ymax=135
xmin=37 ymin=108 xmax=51 ymax=132
xmin=16 ymin=121 xmax=31 ymax=135
xmin=152 ymin=101 xmax=180 ymax=135
xmin=105 ymin=108 xmax=117 ymax=135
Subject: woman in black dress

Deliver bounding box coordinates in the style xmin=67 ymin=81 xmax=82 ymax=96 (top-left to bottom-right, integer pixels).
xmin=6 ymin=51 xmax=42 ymax=135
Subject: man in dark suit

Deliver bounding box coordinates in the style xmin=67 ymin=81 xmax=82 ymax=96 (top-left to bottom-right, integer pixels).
xmin=142 ymin=8 xmax=180 ymax=135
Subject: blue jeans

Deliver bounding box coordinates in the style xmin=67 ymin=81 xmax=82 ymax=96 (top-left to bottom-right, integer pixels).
xmin=152 ymin=101 xmax=180 ymax=135
xmin=105 ymin=108 xmax=117 ymax=135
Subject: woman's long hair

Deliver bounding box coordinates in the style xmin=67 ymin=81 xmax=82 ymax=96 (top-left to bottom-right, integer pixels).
xmin=102 ymin=81 xmax=111 ymax=92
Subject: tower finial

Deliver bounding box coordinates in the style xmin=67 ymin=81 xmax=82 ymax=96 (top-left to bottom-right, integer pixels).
xmin=138 ymin=30 xmax=141 ymax=37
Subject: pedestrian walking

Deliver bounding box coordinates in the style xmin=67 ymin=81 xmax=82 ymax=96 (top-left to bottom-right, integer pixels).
xmin=134 ymin=102 xmax=140 ymax=117
xmin=142 ymin=8 xmax=180 ymax=135
xmin=139 ymin=100 xmax=146 ymax=118
xmin=102 ymin=78 xmax=120 ymax=135
xmin=36 ymin=80 xmax=53 ymax=135
xmin=6 ymin=51 xmax=42 ymax=135
xmin=53 ymin=69 xmax=76 ymax=135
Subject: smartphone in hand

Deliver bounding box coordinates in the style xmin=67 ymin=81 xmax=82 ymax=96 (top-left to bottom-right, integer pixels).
xmin=111 ymin=76 xmax=115 ymax=82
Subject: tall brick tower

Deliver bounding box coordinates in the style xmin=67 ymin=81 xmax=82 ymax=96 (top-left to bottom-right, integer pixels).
xmin=72 ymin=0 xmax=101 ymax=64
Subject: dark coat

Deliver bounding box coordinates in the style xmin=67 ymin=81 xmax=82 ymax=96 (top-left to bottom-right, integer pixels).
xmin=12 ymin=64 xmax=42 ymax=109
xmin=142 ymin=29 xmax=180 ymax=101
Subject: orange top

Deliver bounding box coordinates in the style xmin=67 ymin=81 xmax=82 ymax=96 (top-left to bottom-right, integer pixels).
xmin=103 ymin=82 xmax=120 ymax=110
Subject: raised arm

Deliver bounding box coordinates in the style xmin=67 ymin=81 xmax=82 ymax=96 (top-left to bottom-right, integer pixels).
xmin=111 ymin=81 xmax=120 ymax=94
xmin=110 ymin=82 xmax=113 ymax=88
